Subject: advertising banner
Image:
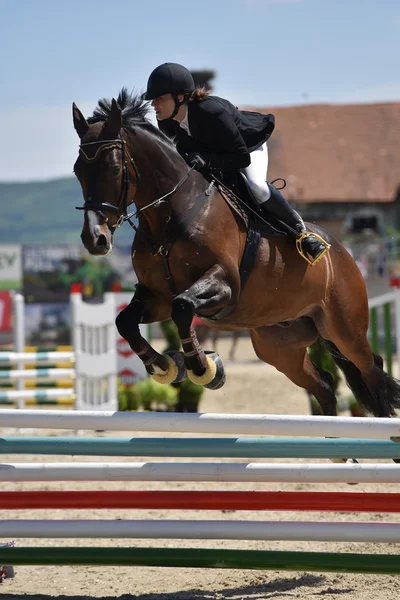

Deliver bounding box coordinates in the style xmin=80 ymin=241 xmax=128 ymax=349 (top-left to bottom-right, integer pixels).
xmin=0 ymin=245 xmax=22 ymax=290
xmin=24 ymin=302 xmax=72 ymax=346
xmin=0 ymin=291 xmax=12 ymax=332
xmin=23 ymin=243 xmax=138 ymax=303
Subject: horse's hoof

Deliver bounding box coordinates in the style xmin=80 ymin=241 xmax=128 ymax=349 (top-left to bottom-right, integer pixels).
xmin=187 ymin=351 xmax=226 ymax=390
xmin=151 ymin=351 xmax=187 ymax=385
xmin=165 ymin=350 xmax=187 ymax=383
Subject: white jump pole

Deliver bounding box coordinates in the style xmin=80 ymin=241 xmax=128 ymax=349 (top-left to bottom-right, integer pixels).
xmin=0 ymin=462 xmax=399 ymax=483
xmin=1 ymin=519 xmax=400 ymax=543
xmin=0 ymin=410 xmax=400 ymax=438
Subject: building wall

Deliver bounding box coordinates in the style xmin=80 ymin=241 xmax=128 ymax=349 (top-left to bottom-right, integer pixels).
xmin=295 ymin=201 xmax=398 ymax=240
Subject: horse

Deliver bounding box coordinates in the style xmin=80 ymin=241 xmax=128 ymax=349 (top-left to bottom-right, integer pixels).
xmin=72 ymin=89 xmax=400 ymax=419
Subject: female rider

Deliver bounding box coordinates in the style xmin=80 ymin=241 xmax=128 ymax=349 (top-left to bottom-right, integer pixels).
xmin=143 ymin=62 xmax=330 ymax=265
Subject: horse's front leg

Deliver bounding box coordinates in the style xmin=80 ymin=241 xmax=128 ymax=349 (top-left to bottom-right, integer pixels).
xmin=115 ymin=284 xmax=186 ymax=385
xmin=171 ymin=264 xmax=233 ymax=390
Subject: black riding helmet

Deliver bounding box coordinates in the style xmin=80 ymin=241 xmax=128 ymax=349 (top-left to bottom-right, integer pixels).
xmin=143 ymin=63 xmax=195 ymax=119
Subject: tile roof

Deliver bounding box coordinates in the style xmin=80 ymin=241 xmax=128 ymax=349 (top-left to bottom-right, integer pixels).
xmin=246 ymin=102 xmax=400 ymax=203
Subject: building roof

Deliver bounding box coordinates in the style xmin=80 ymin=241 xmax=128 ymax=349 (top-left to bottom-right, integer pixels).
xmin=247 ymin=102 xmax=400 ymax=203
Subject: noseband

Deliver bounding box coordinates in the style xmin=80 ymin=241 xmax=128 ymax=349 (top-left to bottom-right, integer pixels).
xmin=75 ymin=135 xmax=140 ymax=229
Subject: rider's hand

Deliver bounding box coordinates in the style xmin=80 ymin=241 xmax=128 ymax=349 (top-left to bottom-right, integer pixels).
xmin=186 ymin=153 xmax=208 ymax=173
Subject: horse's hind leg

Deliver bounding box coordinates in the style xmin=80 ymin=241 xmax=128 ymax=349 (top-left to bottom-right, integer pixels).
xmin=250 ymin=319 xmax=338 ymax=416
xmin=314 ymin=302 xmax=400 ymax=418
xmin=251 ymin=321 xmax=363 ymax=471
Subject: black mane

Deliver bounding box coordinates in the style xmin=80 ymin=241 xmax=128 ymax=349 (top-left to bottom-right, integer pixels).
xmin=87 ymin=87 xmax=174 ymax=147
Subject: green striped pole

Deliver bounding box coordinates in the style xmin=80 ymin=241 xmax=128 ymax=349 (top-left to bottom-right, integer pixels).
xmin=0 ymin=547 xmax=399 ymax=574
xmin=0 ymin=389 xmax=74 ymax=401
xmin=1 ymin=436 xmax=400 ymax=459
xmin=0 ymin=399 xmax=74 ymax=406
xmin=0 ymin=381 xmax=73 ymax=389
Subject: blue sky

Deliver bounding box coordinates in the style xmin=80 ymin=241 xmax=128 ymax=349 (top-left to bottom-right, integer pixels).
xmin=1 ymin=0 xmax=399 ymax=181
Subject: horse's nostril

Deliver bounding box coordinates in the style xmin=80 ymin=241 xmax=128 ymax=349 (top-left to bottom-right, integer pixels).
xmin=96 ymin=234 xmax=108 ymax=247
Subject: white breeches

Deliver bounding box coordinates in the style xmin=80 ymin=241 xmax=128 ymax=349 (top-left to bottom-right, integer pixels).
xmin=240 ymin=142 xmax=271 ymax=204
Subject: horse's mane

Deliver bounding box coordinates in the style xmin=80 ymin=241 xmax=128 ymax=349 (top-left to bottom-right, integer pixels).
xmin=87 ymin=87 xmax=175 ymax=148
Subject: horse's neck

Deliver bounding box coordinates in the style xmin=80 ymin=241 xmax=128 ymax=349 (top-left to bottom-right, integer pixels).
xmin=130 ymin=130 xmax=203 ymax=233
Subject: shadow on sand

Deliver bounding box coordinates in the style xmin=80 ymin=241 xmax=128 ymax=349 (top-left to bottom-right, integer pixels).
xmin=1 ymin=572 xmax=354 ymax=600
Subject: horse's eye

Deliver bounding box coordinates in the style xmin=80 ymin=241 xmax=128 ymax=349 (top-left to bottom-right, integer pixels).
xmin=111 ymin=165 xmax=121 ymax=175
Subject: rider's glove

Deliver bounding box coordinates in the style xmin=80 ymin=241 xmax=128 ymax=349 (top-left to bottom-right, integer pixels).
xmin=186 ymin=153 xmax=208 ymax=173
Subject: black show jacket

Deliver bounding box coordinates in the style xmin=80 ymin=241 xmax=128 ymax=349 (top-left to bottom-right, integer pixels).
xmin=158 ymin=95 xmax=275 ymax=172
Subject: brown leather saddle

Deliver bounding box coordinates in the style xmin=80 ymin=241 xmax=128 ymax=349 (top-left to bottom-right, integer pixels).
xmin=216 ymin=173 xmax=287 ymax=286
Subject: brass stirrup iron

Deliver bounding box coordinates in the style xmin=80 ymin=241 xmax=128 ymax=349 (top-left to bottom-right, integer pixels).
xmin=296 ymin=232 xmax=331 ymax=266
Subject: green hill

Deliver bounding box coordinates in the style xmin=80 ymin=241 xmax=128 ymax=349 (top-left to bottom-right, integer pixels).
xmin=0 ymin=177 xmax=132 ymax=244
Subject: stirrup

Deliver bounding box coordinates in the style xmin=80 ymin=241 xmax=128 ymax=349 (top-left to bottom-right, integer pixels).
xmin=296 ymin=232 xmax=331 ymax=266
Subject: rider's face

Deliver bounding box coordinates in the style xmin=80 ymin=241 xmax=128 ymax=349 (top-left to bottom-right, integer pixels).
xmin=151 ymin=94 xmax=176 ymax=120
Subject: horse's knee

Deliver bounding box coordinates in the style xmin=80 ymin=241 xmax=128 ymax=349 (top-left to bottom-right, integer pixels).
xmin=115 ymin=309 xmax=131 ymax=339
xmin=115 ymin=301 xmax=142 ymax=339
xmin=171 ymin=295 xmax=195 ymax=331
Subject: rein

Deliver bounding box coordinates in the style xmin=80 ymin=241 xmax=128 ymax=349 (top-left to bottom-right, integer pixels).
xmin=76 ymin=134 xmax=196 ymax=231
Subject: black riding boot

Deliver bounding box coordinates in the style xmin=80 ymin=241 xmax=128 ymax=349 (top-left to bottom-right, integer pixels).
xmin=261 ymin=183 xmax=330 ymax=265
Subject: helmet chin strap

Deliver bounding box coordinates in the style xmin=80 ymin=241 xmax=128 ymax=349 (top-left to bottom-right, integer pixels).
xmin=167 ymin=93 xmax=186 ymax=120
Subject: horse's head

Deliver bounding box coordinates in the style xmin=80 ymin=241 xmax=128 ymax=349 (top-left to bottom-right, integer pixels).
xmin=73 ymin=89 xmax=200 ymax=258
xmin=73 ymin=97 xmax=138 ymax=256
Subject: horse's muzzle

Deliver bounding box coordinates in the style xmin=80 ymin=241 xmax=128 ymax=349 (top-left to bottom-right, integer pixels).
xmin=81 ymin=220 xmax=112 ymax=256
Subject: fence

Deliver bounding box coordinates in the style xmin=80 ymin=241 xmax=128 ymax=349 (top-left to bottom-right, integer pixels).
xmin=0 ymin=409 xmax=400 ymax=575
xmin=0 ymin=292 xmax=118 ymax=410
xmin=368 ymin=288 xmax=400 ymax=375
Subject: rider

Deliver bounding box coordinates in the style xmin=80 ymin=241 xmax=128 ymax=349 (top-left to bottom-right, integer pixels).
xmin=143 ymin=62 xmax=330 ymax=265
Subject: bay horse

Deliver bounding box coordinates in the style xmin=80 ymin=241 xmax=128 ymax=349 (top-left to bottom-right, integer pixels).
xmin=72 ymin=89 xmax=400 ymax=418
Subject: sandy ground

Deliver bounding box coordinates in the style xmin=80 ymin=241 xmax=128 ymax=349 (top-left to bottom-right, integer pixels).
xmin=1 ymin=336 xmax=400 ymax=600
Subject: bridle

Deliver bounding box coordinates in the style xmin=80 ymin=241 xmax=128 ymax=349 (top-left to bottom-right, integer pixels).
xmin=75 ymin=131 xmax=197 ymax=233
xmin=75 ymin=130 xmax=211 ymax=296
xmin=75 ymin=134 xmax=140 ymax=230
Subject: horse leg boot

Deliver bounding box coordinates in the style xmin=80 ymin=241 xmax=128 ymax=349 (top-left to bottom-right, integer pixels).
xmin=261 ymin=184 xmax=331 ymax=265
xmin=171 ymin=264 xmax=232 ymax=390
xmin=115 ymin=285 xmax=186 ymax=385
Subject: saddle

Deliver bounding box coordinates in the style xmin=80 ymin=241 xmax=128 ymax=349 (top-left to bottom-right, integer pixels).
xmin=216 ymin=172 xmax=287 ymax=295
xmin=217 ymin=172 xmax=288 ymax=239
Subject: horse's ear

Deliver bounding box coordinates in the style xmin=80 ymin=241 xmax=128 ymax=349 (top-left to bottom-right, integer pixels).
xmin=105 ymin=98 xmax=122 ymax=134
xmin=72 ymin=103 xmax=89 ymax=138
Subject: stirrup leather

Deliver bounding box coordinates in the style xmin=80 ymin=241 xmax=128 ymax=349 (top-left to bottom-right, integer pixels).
xmin=296 ymin=232 xmax=331 ymax=266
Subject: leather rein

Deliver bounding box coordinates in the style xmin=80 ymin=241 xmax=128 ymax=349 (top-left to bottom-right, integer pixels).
xmin=75 ymin=132 xmax=212 ymax=296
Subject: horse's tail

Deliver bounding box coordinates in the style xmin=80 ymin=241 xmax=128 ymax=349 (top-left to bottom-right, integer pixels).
xmin=322 ymin=339 xmax=400 ymax=417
